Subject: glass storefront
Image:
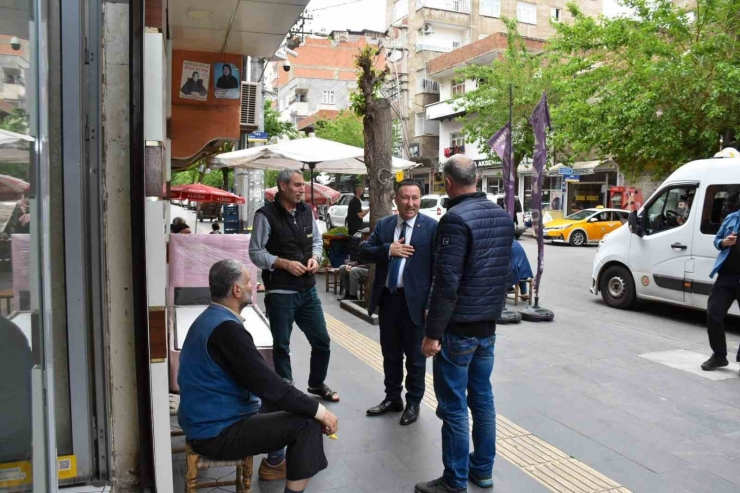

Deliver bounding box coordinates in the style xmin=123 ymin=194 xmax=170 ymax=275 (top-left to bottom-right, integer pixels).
xmin=1 ymin=2 xmax=56 ymax=490
xmin=523 ymin=175 xmax=563 ymax=211
xmin=1 ymin=1 xmax=102 ymax=490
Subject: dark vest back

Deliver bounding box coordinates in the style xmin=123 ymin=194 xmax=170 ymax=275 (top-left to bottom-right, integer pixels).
xmin=447 ymin=193 xmax=514 ymax=322
xmin=257 ymin=198 xmax=316 ymax=291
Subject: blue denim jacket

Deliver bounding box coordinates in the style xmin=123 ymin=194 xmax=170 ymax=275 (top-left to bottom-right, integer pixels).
xmin=710 ymin=211 xmax=740 ymax=278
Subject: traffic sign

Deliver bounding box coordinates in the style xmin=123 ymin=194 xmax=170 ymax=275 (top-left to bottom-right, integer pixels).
xmin=558 ymin=167 xmax=573 ymax=176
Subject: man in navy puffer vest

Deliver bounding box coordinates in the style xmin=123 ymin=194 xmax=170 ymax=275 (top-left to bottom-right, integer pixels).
xmin=178 ymin=260 xmax=338 ymax=493
xmin=416 ymin=155 xmax=514 ymax=493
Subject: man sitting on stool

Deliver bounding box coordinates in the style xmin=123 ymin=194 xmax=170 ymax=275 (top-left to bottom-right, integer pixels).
xmin=178 ymin=260 xmax=338 ymax=493
xmin=339 ymin=228 xmax=370 ymax=301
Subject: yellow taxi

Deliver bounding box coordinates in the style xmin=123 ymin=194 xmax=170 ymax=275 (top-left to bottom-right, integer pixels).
xmin=543 ymin=208 xmax=629 ymax=246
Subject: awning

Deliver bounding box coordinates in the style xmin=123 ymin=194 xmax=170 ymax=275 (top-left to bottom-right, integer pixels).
xmin=572 ymin=160 xmax=617 ymax=173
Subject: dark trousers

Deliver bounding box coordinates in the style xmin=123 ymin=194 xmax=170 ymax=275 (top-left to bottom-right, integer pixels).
xmin=189 ymin=411 xmax=328 ymax=481
xmin=707 ymin=272 xmax=740 ymax=361
xmin=265 ymin=287 xmax=331 ymax=388
xmin=378 ymin=288 xmax=425 ymax=405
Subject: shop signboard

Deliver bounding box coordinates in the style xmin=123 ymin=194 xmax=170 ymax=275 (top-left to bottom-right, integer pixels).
xmin=558 ymin=167 xmax=573 ymax=176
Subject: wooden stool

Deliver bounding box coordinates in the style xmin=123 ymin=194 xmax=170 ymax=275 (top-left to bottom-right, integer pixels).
xmin=513 ymin=278 xmax=533 ymax=306
xmin=185 ymin=443 xmax=253 ymax=492
xmin=325 ymin=267 xmax=340 ymax=294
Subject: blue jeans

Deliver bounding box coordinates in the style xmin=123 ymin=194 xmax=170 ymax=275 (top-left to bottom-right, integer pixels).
xmin=433 ymin=333 xmax=496 ymax=489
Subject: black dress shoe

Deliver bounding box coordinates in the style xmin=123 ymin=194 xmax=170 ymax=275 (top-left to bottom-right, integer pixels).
xmin=366 ymin=398 xmax=404 ymax=416
xmin=400 ymin=404 xmax=420 ymax=426
xmin=701 ymin=355 xmax=729 ymax=371
xmin=337 ymin=294 xmax=358 ymax=302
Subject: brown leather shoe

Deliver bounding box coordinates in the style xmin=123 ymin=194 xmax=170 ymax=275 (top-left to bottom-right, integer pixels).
xmin=258 ymin=458 xmax=286 ymax=481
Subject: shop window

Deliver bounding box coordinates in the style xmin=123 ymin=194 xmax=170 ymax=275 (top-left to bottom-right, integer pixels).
xmin=700 ymin=184 xmax=740 ymax=235
xmin=643 ymin=185 xmax=697 ymax=236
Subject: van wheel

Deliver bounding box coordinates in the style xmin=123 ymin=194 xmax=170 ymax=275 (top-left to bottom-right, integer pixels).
xmin=569 ymin=230 xmax=586 ymax=246
xmin=600 ymin=265 xmax=637 ymax=310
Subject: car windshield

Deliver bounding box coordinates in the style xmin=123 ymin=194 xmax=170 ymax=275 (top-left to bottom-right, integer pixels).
xmin=566 ymin=210 xmax=595 ymax=221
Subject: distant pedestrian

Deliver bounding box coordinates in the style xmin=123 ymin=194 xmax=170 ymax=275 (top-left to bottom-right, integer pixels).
xmin=172 ymin=222 xmax=192 ymax=234
xmin=416 ymin=155 xmax=513 ymax=493
xmin=171 ymin=216 xmax=185 ymax=232
xmin=701 ymin=198 xmax=740 ymax=372
xmin=347 ymin=185 xmax=368 ymax=236
xmin=211 ymin=223 xmax=222 ymax=234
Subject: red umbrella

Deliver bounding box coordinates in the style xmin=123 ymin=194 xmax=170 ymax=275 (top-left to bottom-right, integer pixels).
xmin=0 ymin=174 xmax=30 ymax=201
xmin=265 ymin=182 xmax=340 ymax=206
xmin=171 ymin=183 xmax=245 ymax=204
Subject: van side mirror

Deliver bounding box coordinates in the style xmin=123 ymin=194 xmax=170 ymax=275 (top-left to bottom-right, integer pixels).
xmin=628 ymin=210 xmax=644 ymax=237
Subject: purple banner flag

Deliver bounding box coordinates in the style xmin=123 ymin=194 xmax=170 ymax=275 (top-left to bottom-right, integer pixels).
xmin=487 ymin=123 xmax=515 ymax=220
xmin=528 ymin=93 xmax=551 ymax=298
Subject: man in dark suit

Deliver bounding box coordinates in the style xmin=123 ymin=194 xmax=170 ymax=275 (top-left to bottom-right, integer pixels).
xmin=360 ymin=180 xmax=438 ymax=426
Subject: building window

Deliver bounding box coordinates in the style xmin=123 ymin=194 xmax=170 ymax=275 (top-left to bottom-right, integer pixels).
xmin=551 ymin=7 xmax=561 ymax=21
xmin=322 ymin=91 xmax=335 ymax=104
xmin=450 ymin=131 xmax=465 ymax=147
xmin=415 ymin=113 xmax=425 ymax=137
xmin=480 ymin=0 xmax=501 ymax=18
xmin=451 ymin=80 xmax=466 ymax=96
xmin=394 ymin=0 xmax=409 ymax=20
xmin=517 ymin=1 xmax=538 ymax=24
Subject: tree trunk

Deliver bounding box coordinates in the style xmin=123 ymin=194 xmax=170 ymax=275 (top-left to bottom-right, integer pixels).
xmin=333 ymin=173 xmax=341 ymax=191
xmin=221 ymin=168 xmax=229 ymax=191
xmin=364 ymin=98 xmax=394 ymax=305
xmin=364 ymin=98 xmax=394 ymax=231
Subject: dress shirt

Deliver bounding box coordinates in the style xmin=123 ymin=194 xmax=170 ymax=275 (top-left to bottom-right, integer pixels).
xmin=386 ymin=214 xmax=417 ymax=289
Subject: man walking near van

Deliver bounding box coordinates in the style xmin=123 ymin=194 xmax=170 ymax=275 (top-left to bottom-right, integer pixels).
xmin=702 ymin=203 xmax=740 ymax=372
xmin=416 ymin=155 xmax=513 ymax=493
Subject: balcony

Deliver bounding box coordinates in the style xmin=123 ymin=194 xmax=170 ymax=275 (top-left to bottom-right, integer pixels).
xmin=289 ymin=101 xmax=309 ymax=117
xmin=416 ymin=0 xmax=471 ymax=14
xmin=417 ymin=78 xmax=440 ymax=94
xmin=415 ymin=43 xmax=453 ymax=53
xmin=426 ymin=99 xmax=466 ymax=121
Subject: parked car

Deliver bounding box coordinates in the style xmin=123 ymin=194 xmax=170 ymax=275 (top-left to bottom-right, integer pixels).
xmin=419 ymin=194 xmax=446 ymax=220
xmin=544 ymin=208 xmax=628 ymax=246
xmin=417 ymin=193 xmax=526 ymax=238
xmin=591 ymin=148 xmax=740 ymax=313
xmin=325 ymin=193 xmax=370 ymax=230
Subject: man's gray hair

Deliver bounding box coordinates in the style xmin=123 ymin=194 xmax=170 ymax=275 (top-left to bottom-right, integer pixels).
xmin=209 ymin=259 xmax=245 ymax=301
xmin=443 ymin=154 xmax=477 ymax=187
xmin=277 ymin=168 xmax=302 ymax=189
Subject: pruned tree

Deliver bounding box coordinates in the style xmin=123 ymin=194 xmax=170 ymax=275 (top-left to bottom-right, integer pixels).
xmin=350 ymin=45 xmax=393 ymax=232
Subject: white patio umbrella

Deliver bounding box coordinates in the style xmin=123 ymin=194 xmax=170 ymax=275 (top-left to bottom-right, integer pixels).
xmin=210 ymin=136 xmax=419 ymax=203
xmin=0 ymin=129 xmax=34 ymax=164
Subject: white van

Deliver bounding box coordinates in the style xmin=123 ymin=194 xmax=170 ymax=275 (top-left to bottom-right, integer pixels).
xmin=591 ymin=149 xmax=740 ymax=316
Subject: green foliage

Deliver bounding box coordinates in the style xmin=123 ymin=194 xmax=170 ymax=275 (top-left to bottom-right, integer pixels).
xmin=314 ymin=111 xmax=364 ymax=148
xmin=456 ymin=17 xmax=551 ymax=166
xmin=459 ymin=0 xmax=740 ymax=176
xmin=548 ymin=0 xmax=740 ymax=175
xmin=264 ymin=99 xmax=300 ymax=140
xmin=0 ymin=108 xmax=29 ymax=134
xmin=350 ymin=45 xmax=388 ymax=117
xmin=171 ymin=167 xmax=234 ymax=189
xmin=324 ymin=226 xmax=349 ymax=236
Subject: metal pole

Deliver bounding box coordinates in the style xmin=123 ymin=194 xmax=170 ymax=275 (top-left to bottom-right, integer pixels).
xmin=508 ymin=83 xmax=514 ymax=220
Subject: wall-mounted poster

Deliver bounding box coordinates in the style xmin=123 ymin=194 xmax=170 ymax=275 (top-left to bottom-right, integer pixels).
xmin=179 ymin=61 xmax=210 ymax=101
xmin=214 ymin=63 xmax=240 ymax=99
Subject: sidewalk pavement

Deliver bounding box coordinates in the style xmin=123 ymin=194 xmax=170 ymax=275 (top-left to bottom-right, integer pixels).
xmin=173 ymin=267 xmax=740 ymax=493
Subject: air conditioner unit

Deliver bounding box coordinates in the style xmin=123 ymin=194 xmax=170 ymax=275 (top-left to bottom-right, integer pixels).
xmin=423 ymin=23 xmax=434 ymax=34
xmin=240 ymin=81 xmax=263 ymax=131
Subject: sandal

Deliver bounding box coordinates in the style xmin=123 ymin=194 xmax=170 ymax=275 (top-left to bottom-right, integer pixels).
xmin=308 ymin=384 xmax=340 ymax=402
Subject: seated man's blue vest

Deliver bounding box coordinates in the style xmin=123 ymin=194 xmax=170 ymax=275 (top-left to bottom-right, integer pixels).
xmin=178 ymin=304 xmax=261 ymax=440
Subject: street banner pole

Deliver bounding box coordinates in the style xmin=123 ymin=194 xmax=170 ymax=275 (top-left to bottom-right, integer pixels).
xmin=522 ymin=93 xmax=554 ymax=322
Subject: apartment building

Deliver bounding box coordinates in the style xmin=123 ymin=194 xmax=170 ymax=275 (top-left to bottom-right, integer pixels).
xmin=267 ymin=30 xmax=387 ymax=126
xmin=385 ymin=0 xmax=603 ymax=194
